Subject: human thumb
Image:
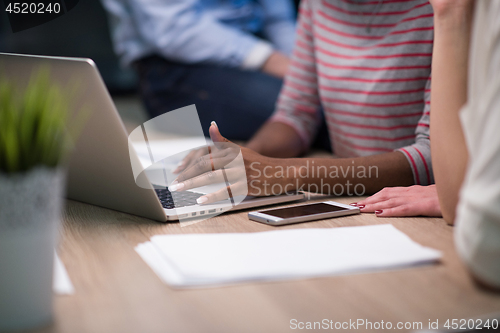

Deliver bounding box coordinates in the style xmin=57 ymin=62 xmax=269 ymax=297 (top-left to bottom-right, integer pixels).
xmin=209 ymin=121 xmax=230 ymax=143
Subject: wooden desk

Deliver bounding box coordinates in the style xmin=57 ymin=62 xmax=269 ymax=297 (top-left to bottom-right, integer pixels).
xmin=28 ymin=196 xmax=500 ymax=333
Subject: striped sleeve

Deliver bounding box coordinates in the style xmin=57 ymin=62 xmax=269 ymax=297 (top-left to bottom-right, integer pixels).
xmin=269 ymin=0 xmax=322 ymax=150
xmin=397 ymin=77 xmax=434 ymax=186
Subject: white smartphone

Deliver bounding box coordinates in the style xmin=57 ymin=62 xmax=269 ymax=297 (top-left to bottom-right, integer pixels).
xmin=248 ymin=201 xmax=360 ymax=226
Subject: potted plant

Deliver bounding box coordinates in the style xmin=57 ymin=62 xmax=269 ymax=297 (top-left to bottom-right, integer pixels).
xmin=0 ymin=68 xmax=81 ymax=330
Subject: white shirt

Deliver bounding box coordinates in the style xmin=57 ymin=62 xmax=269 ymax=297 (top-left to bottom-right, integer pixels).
xmin=455 ymin=0 xmax=500 ymax=288
xmin=100 ymin=0 xmax=296 ymax=68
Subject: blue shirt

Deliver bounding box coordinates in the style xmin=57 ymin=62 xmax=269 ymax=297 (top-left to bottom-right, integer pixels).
xmin=101 ymin=0 xmax=296 ymax=68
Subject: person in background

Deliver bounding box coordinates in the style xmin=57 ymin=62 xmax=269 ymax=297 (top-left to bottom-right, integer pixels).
xmin=101 ymin=0 xmax=296 ymax=139
xmin=239 ymin=0 xmax=434 ymax=192
xmin=356 ymin=0 xmax=500 ymax=289
xmin=172 ymin=0 xmax=435 ymax=201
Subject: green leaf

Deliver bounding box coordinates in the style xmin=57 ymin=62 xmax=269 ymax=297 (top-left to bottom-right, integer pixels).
xmin=0 ymin=67 xmax=87 ymax=173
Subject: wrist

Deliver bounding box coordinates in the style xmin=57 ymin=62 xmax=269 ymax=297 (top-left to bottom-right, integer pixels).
xmin=280 ymin=159 xmax=307 ymax=192
xmin=261 ymin=157 xmax=299 ymax=194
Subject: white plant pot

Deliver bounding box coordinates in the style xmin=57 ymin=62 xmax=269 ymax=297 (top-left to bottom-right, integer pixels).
xmin=0 ymin=167 xmax=64 ymax=331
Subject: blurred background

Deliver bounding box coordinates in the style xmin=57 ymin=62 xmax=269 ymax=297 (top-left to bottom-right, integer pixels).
xmin=0 ymin=0 xmax=301 ymax=132
xmin=0 ymin=0 xmax=137 ymax=93
xmin=0 ymin=0 xmax=145 ymax=130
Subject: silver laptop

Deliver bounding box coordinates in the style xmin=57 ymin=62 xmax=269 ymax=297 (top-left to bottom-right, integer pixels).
xmin=0 ymin=53 xmax=304 ymax=222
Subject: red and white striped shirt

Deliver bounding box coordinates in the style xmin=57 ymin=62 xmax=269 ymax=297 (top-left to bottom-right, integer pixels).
xmin=270 ymin=0 xmax=433 ymax=185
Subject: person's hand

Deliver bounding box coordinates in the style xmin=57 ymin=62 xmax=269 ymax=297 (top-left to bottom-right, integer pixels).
xmin=262 ymin=52 xmax=290 ymax=79
xmin=172 ymin=147 xmax=207 ymax=174
xmin=170 ymin=122 xmax=293 ymax=204
xmin=351 ymin=185 xmax=442 ymax=217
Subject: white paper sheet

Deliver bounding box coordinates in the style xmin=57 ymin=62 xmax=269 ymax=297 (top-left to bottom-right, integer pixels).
xmin=135 ymin=224 xmax=441 ymax=288
xmin=53 ymin=253 xmax=74 ymax=295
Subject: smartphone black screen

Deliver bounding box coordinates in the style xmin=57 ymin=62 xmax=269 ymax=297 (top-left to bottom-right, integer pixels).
xmin=262 ymin=203 xmax=347 ymax=219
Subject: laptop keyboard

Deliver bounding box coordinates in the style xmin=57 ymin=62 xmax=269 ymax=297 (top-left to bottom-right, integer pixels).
xmin=155 ymin=188 xmax=203 ymax=209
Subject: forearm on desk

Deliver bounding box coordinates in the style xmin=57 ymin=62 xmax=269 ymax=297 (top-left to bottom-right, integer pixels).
xmin=430 ymin=5 xmax=474 ymax=224
xmin=263 ymin=151 xmax=414 ymax=196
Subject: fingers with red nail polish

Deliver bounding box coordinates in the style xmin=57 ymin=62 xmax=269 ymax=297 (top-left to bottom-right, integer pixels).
xmin=349 ymin=186 xmax=442 ymax=218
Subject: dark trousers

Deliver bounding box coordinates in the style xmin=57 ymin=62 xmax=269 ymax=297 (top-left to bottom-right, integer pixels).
xmin=134 ymin=56 xmax=284 ymax=140
xmin=134 ymin=55 xmax=331 ymax=151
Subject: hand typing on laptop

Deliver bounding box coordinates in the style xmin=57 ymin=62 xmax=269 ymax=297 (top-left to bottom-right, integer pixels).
xmin=170 ymin=121 xmax=290 ymax=205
